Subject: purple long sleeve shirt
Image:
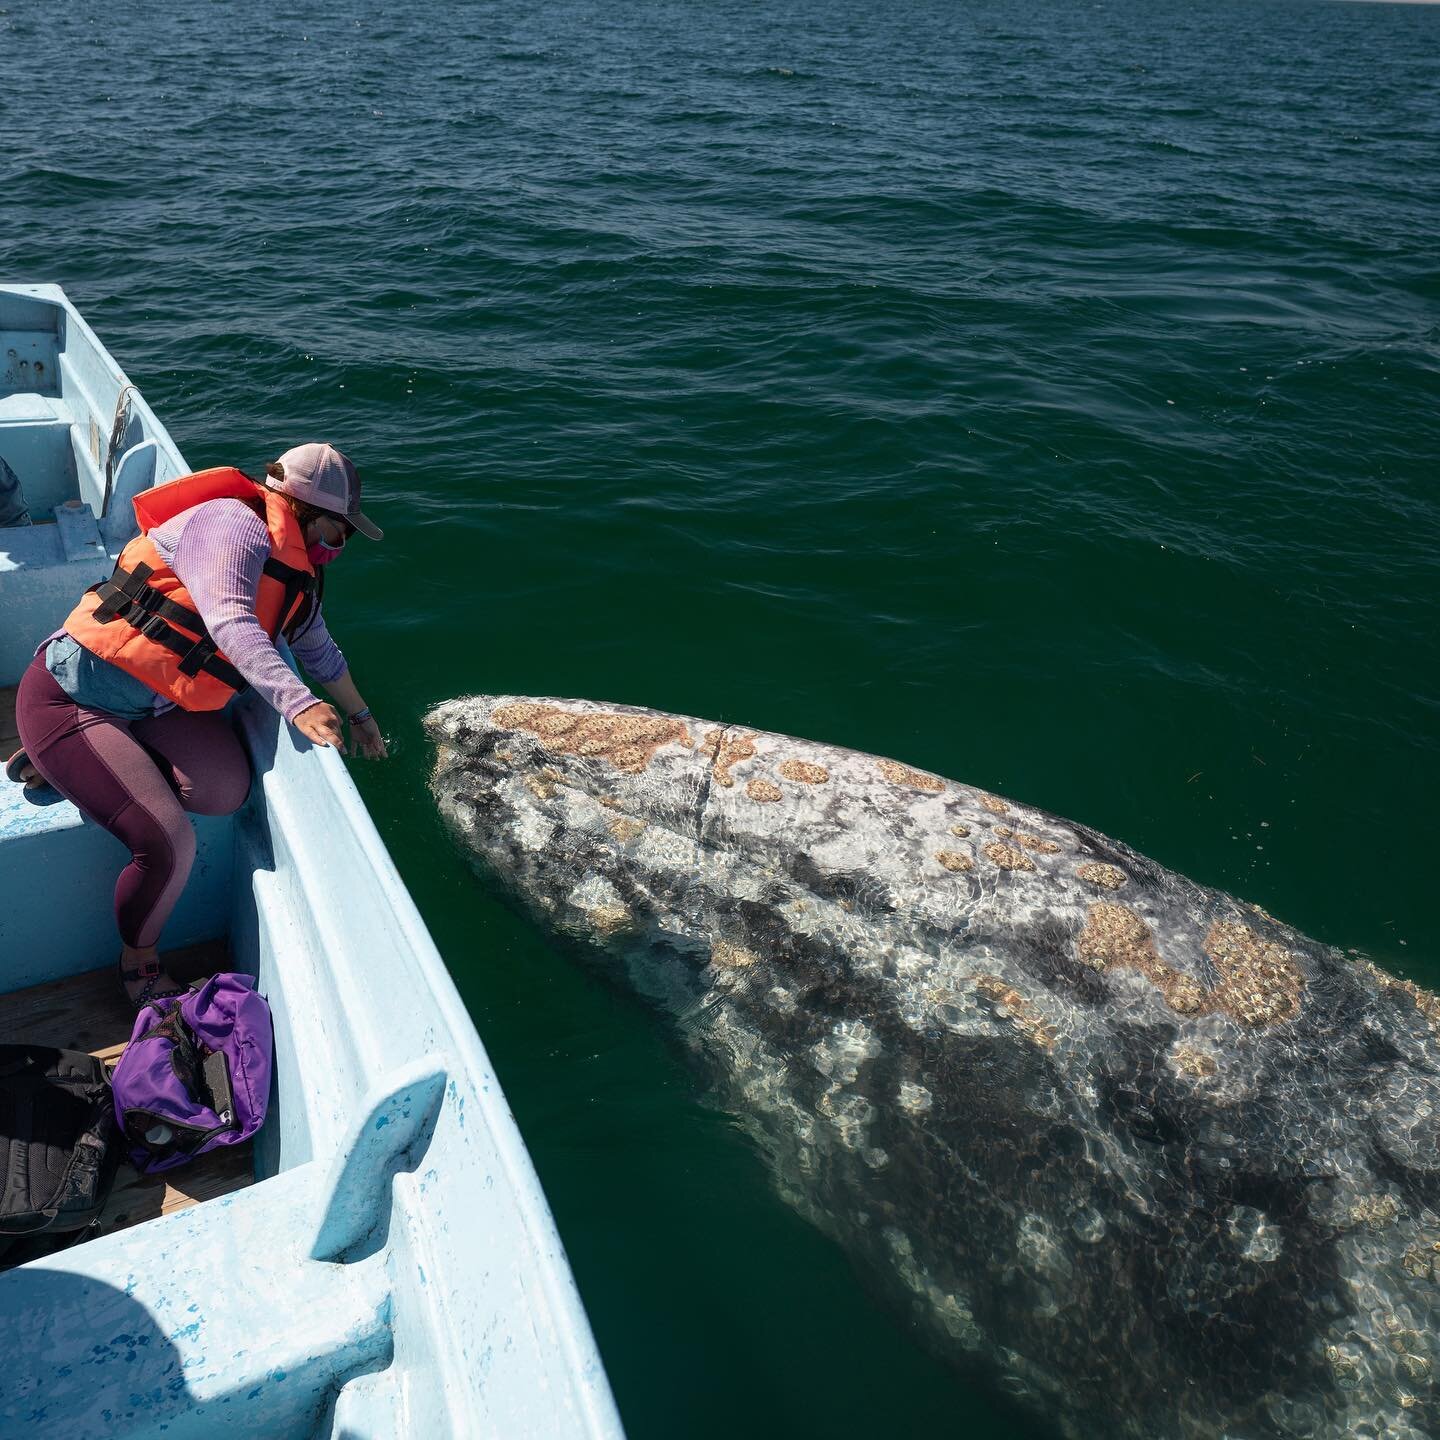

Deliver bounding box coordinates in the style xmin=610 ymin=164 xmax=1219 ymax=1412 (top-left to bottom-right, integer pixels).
xmin=146 ymin=498 xmax=347 ymax=721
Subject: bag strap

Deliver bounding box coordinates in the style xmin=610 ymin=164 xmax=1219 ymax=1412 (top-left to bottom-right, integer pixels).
xmin=135 ymin=1005 xmax=236 ymax=1128
xmin=202 ymin=1049 xmax=235 ymax=1127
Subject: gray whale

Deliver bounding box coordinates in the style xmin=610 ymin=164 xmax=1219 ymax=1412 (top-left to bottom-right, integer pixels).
xmin=424 ymin=694 xmax=1440 ymax=1440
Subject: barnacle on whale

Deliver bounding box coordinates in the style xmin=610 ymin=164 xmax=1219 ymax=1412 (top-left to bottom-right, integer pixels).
xmin=1078 ymin=903 xmax=1304 ymax=1027
xmin=1349 ymin=1194 xmax=1401 ymax=1231
xmin=587 ymin=902 xmax=632 ymax=937
xmin=607 ymin=815 xmax=646 ymax=843
xmin=699 ymin=728 xmax=757 ymax=787
xmin=778 ymin=759 xmax=829 ymax=784
xmin=712 ymin=939 xmax=759 ymax=969
xmin=493 ymin=702 xmax=692 ymax=774
xmin=935 ymin=850 xmax=973 ymax=873
xmin=1203 ymin=920 xmax=1304 ymax=1026
xmin=1401 ymin=1240 xmax=1440 ymax=1280
xmin=877 ymin=759 xmax=944 ymax=793
xmin=984 ymin=842 xmax=1035 ymax=873
xmin=974 ymin=974 xmax=1058 ymax=1050
xmin=1077 ymin=903 xmax=1155 ymax=972
xmin=1171 ymin=1044 xmax=1218 ymax=1078
xmin=1355 ymin=956 xmax=1440 ymax=1033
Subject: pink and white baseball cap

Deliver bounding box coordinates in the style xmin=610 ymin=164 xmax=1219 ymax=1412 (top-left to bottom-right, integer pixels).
xmin=266 ymin=443 xmax=383 ymax=540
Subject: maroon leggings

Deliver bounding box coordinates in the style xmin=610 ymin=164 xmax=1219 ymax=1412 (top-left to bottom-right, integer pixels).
xmin=15 ymin=655 xmax=251 ymax=949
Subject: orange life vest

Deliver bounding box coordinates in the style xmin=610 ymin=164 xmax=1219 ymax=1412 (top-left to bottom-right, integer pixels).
xmin=65 ymin=468 xmax=318 ymax=713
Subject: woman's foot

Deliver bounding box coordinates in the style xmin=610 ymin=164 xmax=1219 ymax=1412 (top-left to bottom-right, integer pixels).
xmin=118 ymin=946 xmax=185 ymax=1009
xmin=5 ymin=749 xmax=50 ymax=792
xmin=5 ymin=749 xmax=62 ymax=807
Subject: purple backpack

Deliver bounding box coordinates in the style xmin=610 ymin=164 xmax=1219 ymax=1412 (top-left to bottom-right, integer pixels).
xmin=111 ymin=974 xmax=273 ymax=1175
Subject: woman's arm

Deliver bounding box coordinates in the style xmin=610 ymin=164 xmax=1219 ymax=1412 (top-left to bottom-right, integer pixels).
xmin=288 ymin=601 xmax=346 ymax=684
xmin=169 ymin=500 xmax=347 ymax=752
xmin=319 ymin=669 xmax=388 ymax=758
xmin=171 ymin=501 xmax=322 ymax=722
xmin=289 ymin=609 xmax=385 ymax=757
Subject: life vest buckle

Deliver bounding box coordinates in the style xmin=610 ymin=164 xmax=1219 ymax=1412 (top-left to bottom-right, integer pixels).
xmin=94 ymin=564 xmax=165 ymax=626
xmin=175 ymin=636 xmax=219 ymax=679
xmin=137 ymin=614 xmax=174 ymax=644
xmin=131 ymin=588 xmax=165 ymax=620
xmin=91 ymin=582 xmax=137 ymax=625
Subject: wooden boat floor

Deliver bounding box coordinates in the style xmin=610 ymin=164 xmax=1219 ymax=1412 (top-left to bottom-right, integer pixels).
xmin=0 ymin=940 xmax=256 ymax=1240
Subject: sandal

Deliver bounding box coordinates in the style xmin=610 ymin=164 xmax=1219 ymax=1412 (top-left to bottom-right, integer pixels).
xmin=5 ymin=748 xmax=60 ymax=804
xmin=117 ymin=955 xmax=188 ymax=1012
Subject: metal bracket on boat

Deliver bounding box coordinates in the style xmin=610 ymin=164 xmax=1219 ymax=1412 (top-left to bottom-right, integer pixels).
xmin=309 ymin=1056 xmax=449 ymax=1265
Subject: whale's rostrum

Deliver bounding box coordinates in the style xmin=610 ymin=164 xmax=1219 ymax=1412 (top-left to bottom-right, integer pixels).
xmin=424 ymin=693 xmax=1440 ymax=1440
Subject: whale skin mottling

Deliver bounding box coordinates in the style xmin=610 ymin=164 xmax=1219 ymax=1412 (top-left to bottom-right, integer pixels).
xmin=425 ymin=693 xmax=1440 ymax=1440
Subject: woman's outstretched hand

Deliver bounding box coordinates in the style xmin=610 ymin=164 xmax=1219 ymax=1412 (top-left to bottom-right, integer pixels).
xmin=293 ymin=701 xmax=347 ymax=753
xmin=350 ymin=715 xmax=388 ymax=759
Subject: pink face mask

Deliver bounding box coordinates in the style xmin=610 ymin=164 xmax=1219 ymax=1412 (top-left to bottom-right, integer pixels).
xmin=307 ymin=537 xmax=345 ymax=566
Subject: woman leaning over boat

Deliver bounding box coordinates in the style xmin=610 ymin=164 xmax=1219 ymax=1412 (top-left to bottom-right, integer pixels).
xmin=6 ymin=443 xmax=387 ymax=1007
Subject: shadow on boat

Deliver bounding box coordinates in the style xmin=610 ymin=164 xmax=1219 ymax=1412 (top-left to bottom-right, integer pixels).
xmin=0 ymin=1267 xmax=186 ymax=1433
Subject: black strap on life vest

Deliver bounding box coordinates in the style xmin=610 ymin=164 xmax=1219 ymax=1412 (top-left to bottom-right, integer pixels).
xmin=89 ymin=562 xmax=245 ymax=689
xmin=89 ymin=556 xmax=315 ymax=693
xmin=92 ymin=561 xmax=207 ymax=636
xmin=263 ymin=557 xmax=320 ymax=641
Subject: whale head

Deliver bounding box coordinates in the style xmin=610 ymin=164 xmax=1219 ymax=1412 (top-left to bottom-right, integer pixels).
xmin=425 ymin=693 xmax=1440 ymax=1440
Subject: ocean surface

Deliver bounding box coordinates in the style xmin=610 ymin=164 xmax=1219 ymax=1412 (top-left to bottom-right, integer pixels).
xmin=3 ymin=0 xmax=1438 ymax=1433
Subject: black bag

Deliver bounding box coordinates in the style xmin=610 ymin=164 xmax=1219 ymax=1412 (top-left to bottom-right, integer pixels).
xmin=0 ymin=1045 xmax=120 ymax=1266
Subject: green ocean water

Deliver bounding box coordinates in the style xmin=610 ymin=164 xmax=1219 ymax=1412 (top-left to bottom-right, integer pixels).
xmin=4 ymin=0 xmax=1438 ymax=1433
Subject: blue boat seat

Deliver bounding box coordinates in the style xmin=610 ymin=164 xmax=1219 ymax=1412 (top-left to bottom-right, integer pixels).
xmin=0 ymin=518 xmax=117 ymax=680
xmin=101 ymin=437 xmax=157 ymax=547
xmin=0 ymin=400 xmax=77 ymax=517
xmin=0 ymin=782 xmax=233 ymax=991
xmin=0 ymin=393 xmax=67 ymax=424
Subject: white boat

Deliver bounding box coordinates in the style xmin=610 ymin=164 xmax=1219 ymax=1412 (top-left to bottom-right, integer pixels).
xmin=0 ymin=283 xmax=624 ymax=1438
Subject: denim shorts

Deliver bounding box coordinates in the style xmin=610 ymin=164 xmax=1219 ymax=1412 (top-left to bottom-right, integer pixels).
xmin=44 ymin=633 xmax=159 ymax=721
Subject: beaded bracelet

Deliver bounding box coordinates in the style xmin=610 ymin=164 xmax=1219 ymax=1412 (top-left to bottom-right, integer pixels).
xmin=348 ymin=707 xmax=373 ymax=726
